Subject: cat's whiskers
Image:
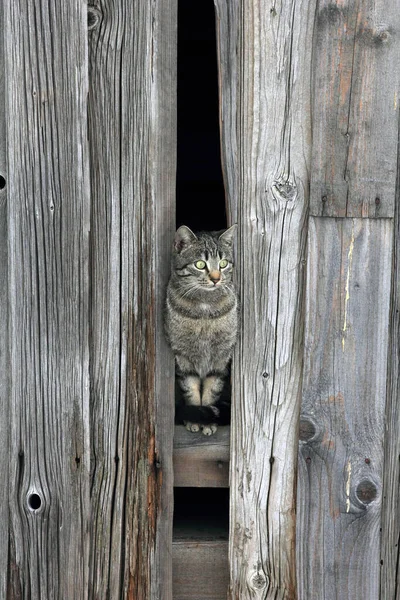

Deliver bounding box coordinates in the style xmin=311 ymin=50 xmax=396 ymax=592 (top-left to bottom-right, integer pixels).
xmin=179 ymin=283 xmax=202 ymax=300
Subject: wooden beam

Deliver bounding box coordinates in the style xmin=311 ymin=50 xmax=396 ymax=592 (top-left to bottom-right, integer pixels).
xmin=173 ymin=426 xmax=230 ymax=488
xmin=380 ymin=149 xmax=400 ymax=597
xmin=5 ymin=0 xmax=90 ymax=596
xmin=173 ymin=540 xmax=229 ymax=600
xmin=310 ymin=0 xmax=400 ymax=218
xmin=0 ymin=0 xmax=8 ymax=595
xmin=215 ymin=1 xmax=315 ymax=596
xmin=297 ymin=217 xmax=392 ymax=599
xmin=88 ymin=0 xmax=176 ymax=598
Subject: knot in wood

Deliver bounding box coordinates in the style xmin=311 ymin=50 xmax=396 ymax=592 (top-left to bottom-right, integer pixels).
xmin=356 ymin=479 xmax=378 ymax=504
xmin=275 ymin=181 xmax=296 ymax=201
xmin=271 ymin=179 xmax=297 ymax=205
xmin=251 ymin=573 xmax=267 ymax=590
xmin=88 ymin=7 xmax=101 ymax=31
xmin=299 ymin=418 xmax=316 ymax=441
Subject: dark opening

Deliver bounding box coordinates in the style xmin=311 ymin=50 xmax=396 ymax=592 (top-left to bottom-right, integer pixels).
xmin=173 ymin=488 xmax=229 ymax=540
xmin=0 ymin=176 xmax=6 ymax=190
xmin=28 ymin=493 xmax=42 ymax=511
xmin=176 ymin=0 xmax=226 ymax=231
xmin=173 ymin=4 xmax=230 ymax=558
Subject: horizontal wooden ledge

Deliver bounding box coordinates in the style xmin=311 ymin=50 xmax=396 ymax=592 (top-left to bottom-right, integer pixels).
xmin=173 ymin=425 xmax=230 ymax=488
xmin=172 ymin=539 xmax=229 ymax=600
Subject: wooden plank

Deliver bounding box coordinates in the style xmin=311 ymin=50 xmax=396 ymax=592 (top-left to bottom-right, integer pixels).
xmin=173 ymin=425 xmax=230 ymax=487
xmin=215 ymin=0 xmax=316 ymax=597
xmin=310 ymin=0 xmax=400 ymax=218
xmin=87 ymin=0 xmax=176 ymax=598
xmin=296 ymin=217 xmax=392 ymax=599
xmin=173 ymin=540 xmax=229 ymax=600
xmin=0 ymin=0 xmax=8 ymax=594
xmin=214 ymin=0 xmax=238 ymax=223
xmin=5 ymin=1 xmax=90 ymax=597
xmin=380 ymin=153 xmax=400 ymax=597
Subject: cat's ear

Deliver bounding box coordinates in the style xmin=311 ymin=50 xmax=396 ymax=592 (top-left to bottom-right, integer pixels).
xmin=174 ymin=225 xmax=198 ymax=253
xmin=219 ymin=224 xmax=237 ymax=246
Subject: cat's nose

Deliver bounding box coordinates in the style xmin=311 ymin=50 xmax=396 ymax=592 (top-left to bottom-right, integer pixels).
xmin=209 ymin=271 xmax=221 ymax=284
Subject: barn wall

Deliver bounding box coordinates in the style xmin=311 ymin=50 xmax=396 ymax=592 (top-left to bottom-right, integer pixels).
xmin=215 ymin=0 xmax=400 ymax=598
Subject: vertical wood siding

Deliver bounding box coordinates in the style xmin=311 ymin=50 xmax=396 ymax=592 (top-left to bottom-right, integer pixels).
xmin=5 ymin=0 xmax=176 ymax=598
xmin=87 ymin=0 xmax=176 ymax=598
xmin=380 ymin=145 xmax=400 ymax=598
xmin=297 ymin=218 xmax=392 ymax=599
xmin=5 ymin=1 xmax=91 ymax=597
xmin=88 ymin=0 xmax=176 ymax=597
xmin=0 ymin=0 xmax=8 ymax=596
xmin=310 ymin=0 xmax=400 ymax=218
xmin=216 ymin=0 xmax=315 ymax=596
xmin=297 ymin=0 xmax=400 ymax=597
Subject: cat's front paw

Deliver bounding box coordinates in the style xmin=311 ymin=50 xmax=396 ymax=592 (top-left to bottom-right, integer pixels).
xmin=202 ymin=423 xmax=218 ymax=436
xmin=185 ymin=421 xmax=200 ymax=433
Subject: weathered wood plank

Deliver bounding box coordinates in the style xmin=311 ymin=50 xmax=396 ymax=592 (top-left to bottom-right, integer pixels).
xmin=88 ymin=0 xmax=176 ymax=598
xmin=5 ymin=1 xmax=90 ymax=597
xmin=215 ymin=1 xmax=315 ymax=597
xmin=214 ymin=0 xmax=238 ymax=223
xmin=297 ymin=217 xmax=392 ymax=599
xmin=380 ymin=151 xmax=400 ymax=597
xmin=174 ymin=425 xmax=230 ymax=487
xmin=173 ymin=540 xmax=229 ymax=600
xmin=310 ymin=0 xmax=400 ymax=218
xmin=0 ymin=0 xmax=8 ymax=594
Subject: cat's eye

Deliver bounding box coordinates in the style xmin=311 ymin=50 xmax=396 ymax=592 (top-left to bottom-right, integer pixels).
xmin=195 ymin=260 xmax=206 ymax=269
xmin=219 ymin=259 xmax=228 ymax=269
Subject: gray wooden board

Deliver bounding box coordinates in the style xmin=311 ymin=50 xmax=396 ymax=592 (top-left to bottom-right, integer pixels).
xmin=0 ymin=0 xmax=8 ymax=595
xmin=380 ymin=150 xmax=400 ymax=597
xmin=5 ymin=0 xmax=91 ymax=597
xmin=88 ymin=1 xmax=176 ymax=599
xmin=296 ymin=217 xmax=392 ymax=599
xmin=173 ymin=540 xmax=229 ymax=600
xmin=215 ymin=0 xmax=316 ymax=597
xmin=173 ymin=425 xmax=230 ymax=488
xmin=310 ymin=0 xmax=400 ymax=218
xmin=214 ymin=0 xmax=238 ymax=224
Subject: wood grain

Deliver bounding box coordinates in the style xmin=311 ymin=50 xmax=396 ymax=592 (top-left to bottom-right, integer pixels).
xmin=310 ymin=0 xmax=400 ymax=217
xmin=0 ymin=0 xmax=8 ymax=595
xmin=174 ymin=425 xmax=230 ymax=488
xmin=380 ymin=145 xmax=400 ymax=598
xmin=5 ymin=1 xmax=90 ymax=597
xmin=215 ymin=0 xmax=315 ymax=597
xmin=296 ymin=217 xmax=392 ymax=599
xmin=173 ymin=540 xmax=229 ymax=600
xmin=88 ymin=0 xmax=176 ymax=598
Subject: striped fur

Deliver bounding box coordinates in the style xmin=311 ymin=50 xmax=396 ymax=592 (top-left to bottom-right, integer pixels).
xmin=164 ymin=225 xmax=238 ymax=435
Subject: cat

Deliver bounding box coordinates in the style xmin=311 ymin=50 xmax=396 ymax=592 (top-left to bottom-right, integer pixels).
xmin=164 ymin=224 xmax=238 ymax=435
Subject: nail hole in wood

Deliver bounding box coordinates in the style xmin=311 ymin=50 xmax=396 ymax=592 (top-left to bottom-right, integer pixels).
xmin=356 ymin=479 xmax=377 ymax=504
xmin=28 ymin=493 xmax=42 ymax=511
xmin=0 ymin=176 xmax=5 ymax=190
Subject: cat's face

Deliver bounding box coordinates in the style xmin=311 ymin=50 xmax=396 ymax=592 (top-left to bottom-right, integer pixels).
xmin=171 ymin=225 xmax=236 ymax=293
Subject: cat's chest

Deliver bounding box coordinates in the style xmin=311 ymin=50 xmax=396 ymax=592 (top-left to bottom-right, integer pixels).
xmin=179 ymin=314 xmax=227 ymax=339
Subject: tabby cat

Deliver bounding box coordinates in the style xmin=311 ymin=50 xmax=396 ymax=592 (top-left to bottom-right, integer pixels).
xmin=164 ymin=225 xmax=238 ymax=435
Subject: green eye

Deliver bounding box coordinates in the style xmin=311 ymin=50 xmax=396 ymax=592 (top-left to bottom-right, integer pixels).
xmin=219 ymin=259 xmax=228 ymax=268
xmin=195 ymin=260 xmax=206 ymax=269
